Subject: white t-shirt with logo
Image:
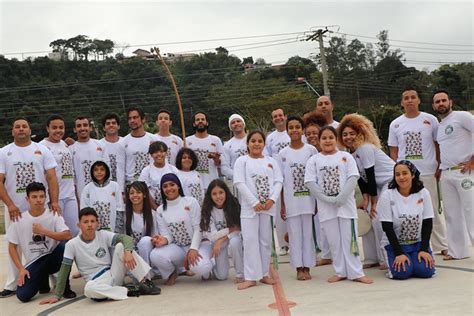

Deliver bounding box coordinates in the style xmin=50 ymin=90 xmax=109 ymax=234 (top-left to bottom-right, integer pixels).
xmin=353 ymin=143 xmax=395 ymax=188
xmin=130 ymin=211 xmax=160 ymax=245
xmin=177 ymin=170 xmax=204 ymax=204
xmin=0 ymin=142 xmax=57 ymax=212
xmin=277 ymin=144 xmax=318 ymax=217
xmin=63 ymin=230 xmax=116 ymax=281
xmin=123 ymin=132 xmax=159 ymax=183
xmin=436 ymin=111 xmax=474 ymax=169
xmin=155 ymin=134 xmax=183 ymax=166
xmin=233 ymin=155 xmax=283 ymax=218
xmin=40 ymin=139 xmax=76 ymax=200
xmin=7 ymin=210 xmax=69 ymax=266
xmin=388 ymin=113 xmax=439 ymax=176
xmin=99 ymin=137 xmax=126 ymax=194
xmin=139 ymin=163 xmax=179 ymax=207
xmin=185 ymin=134 xmax=223 ymax=189
xmin=69 ymin=139 xmax=107 ymax=197
xmin=80 ymin=181 xmax=124 ymax=232
xmin=265 ymin=130 xmax=290 ymax=158
xmin=221 ymin=136 xmax=248 ymax=180
xmin=378 ymin=188 xmax=434 ymax=247
xmin=304 ymin=151 xmax=359 ymax=222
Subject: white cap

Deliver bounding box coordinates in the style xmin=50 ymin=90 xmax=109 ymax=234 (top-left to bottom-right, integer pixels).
xmin=228 ymin=114 xmax=245 ymax=129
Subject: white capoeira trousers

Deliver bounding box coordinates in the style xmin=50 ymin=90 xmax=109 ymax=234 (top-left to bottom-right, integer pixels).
xmin=441 ymin=169 xmax=474 ymax=259
xmin=421 ymin=175 xmax=448 ymax=252
xmin=275 ymin=198 xmax=288 ymax=249
xmin=59 ymin=197 xmax=79 ymax=236
xmin=321 ymin=217 xmax=364 ymax=280
xmin=149 ymin=242 xmax=213 ymax=279
xmin=241 ymin=213 xmax=272 ymax=281
xmin=3 ymin=206 xmax=21 ymax=291
xmin=83 ymin=243 xmax=151 ymax=300
xmin=287 ymin=214 xmax=315 ymax=268
xmin=314 ymin=213 xmax=331 ymax=260
xmin=212 ymin=233 xmax=244 ymax=280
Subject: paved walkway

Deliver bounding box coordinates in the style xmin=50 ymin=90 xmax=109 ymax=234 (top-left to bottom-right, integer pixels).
xmin=0 ymin=234 xmax=472 ymax=315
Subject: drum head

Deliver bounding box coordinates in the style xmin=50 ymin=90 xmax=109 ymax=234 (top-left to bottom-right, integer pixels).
xmin=357 ymin=209 xmax=372 ymax=236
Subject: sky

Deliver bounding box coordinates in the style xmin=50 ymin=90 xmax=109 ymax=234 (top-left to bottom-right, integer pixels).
xmin=0 ymin=0 xmax=472 ymax=71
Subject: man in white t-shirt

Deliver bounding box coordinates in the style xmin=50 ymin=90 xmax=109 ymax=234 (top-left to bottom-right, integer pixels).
xmin=432 ymin=89 xmax=474 ymax=260
xmin=7 ymin=182 xmax=75 ymax=302
xmin=155 ymin=110 xmax=183 ymax=166
xmin=388 ymin=88 xmax=448 ymax=255
xmin=100 ymin=113 xmax=126 ymax=194
xmin=221 ymin=114 xmax=247 ymax=181
xmin=185 ymin=112 xmax=223 ymax=190
xmin=0 ymin=118 xmax=60 ymax=298
xmin=315 ymin=96 xmax=339 ymax=128
xmin=264 ymin=108 xmax=290 ymax=255
xmin=123 ymin=107 xmax=159 ymax=183
xmin=69 ymin=117 xmax=107 ymax=200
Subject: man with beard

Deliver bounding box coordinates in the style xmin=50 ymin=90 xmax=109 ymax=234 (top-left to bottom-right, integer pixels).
xmin=315 ymin=96 xmax=339 ymax=128
xmin=221 ymin=114 xmax=247 ymax=181
xmin=432 ymin=89 xmax=473 ymax=260
xmin=0 ymin=118 xmax=59 ymax=298
xmin=264 ymin=108 xmax=290 ymax=256
xmin=155 ymin=110 xmax=183 ymax=166
xmin=185 ymin=112 xmax=223 ymax=190
xmin=69 ymin=117 xmax=108 ymax=199
xmin=99 ymin=113 xmax=126 ymax=195
xmin=123 ymin=108 xmax=159 ymax=184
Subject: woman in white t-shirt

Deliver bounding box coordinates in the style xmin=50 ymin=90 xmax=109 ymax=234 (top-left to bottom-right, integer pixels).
xmin=378 ymin=160 xmax=436 ymax=279
xmin=124 ymin=181 xmax=160 ymax=272
xmin=338 ymin=113 xmax=394 ymax=269
xmin=233 ymin=131 xmax=283 ymax=290
xmin=305 ymin=126 xmax=373 ymax=284
xmin=149 ymin=173 xmax=212 ymax=286
xmin=277 ymin=116 xmax=318 ymax=280
xmin=176 ymin=148 xmax=205 ymax=204
xmin=200 ymin=179 xmax=244 ymax=283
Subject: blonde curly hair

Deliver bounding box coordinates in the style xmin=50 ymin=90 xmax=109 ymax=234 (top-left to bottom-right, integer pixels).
xmin=337 ymin=113 xmax=381 ymax=149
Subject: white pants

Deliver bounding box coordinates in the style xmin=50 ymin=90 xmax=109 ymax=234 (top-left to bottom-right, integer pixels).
xmin=314 ymin=213 xmax=331 ymax=259
xmin=3 ymin=206 xmax=22 ymax=291
xmin=421 ymin=175 xmax=448 ymax=252
xmin=362 ymin=185 xmax=387 ymax=265
xmin=136 ymin=236 xmax=162 ymax=278
xmin=149 ymin=242 xmax=213 ymax=279
xmin=59 ymin=197 xmax=79 ymax=236
xmin=321 ymin=217 xmax=365 ymax=280
xmin=287 ymin=214 xmax=315 ymax=268
xmin=212 ymin=233 xmax=244 ymax=280
xmin=241 ymin=214 xmax=272 ymax=281
xmin=275 ymin=198 xmax=288 ymax=249
xmin=83 ymin=243 xmax=151 ymax=300
xmin=441 ymin=169 xmax=474 ymax=259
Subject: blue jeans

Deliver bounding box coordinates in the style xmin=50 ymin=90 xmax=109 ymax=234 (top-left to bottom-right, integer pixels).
xmin=385 ymin=242 xmax=436 ymax=280
xmin=16 ymin=241 xmax=69 ymax=302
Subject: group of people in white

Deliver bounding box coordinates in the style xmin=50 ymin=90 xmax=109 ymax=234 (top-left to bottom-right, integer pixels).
xmin=0 ymin=88 xmax=472 ymax=304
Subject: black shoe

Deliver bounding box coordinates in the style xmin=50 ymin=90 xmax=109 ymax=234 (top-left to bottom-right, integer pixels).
xmin=38 ymin=275 xmax=50 ymax=294
xmin=126 ymin=284 xmax=140 ymax=297
xmin=138 ymin=279 xmax=161 ymax=295
xmin=63 ymin=287 xmax=77 ymax=299
xmin=91 ymin=297 xmax=108 ymax=302
xmin=0 ymin=289 xmax=16 ymax=298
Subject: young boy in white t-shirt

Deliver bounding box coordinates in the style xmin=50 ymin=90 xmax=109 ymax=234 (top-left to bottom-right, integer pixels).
xmin=7 ymin=182 xmax=75 ymax=302
xmin=39 ymin=207 xmax=161 ymax=305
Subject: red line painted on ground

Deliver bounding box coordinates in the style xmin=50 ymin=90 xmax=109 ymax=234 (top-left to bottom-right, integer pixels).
xmin=268 ymin=264 xmax=296 ymax=316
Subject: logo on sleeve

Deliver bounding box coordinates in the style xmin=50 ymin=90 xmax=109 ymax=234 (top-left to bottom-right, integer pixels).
xmin=34 ymin=150 xmax=42 ymax=156
xmin=423 ymin=120 xmax=431 ymax=125
xmin=417 ymin=198 xmax=424 ymax=204
xmin=342 ymin=157 xmax=347 ymax=163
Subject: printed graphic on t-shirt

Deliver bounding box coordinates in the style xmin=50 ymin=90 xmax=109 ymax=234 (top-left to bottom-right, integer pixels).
xmin=133 ymin=152 xmax=150 ymax=180
xmin=291 ymin=163 xmax=310 ymax=197
xmin=404 ymin=131 xmax=423 ymax=160
xmin=215 ymin=220 xmax=226 ymax=231
xmin=168 ymin=221 xmax=192 ymax=247
xmin=93 ymin=201 xmax=111 ymax=230
xmin=132 ymin=231 xmax=143 ymax=245
xmin=167 ymin=148 xmax=172 ymax=164
xmin=108 ymin=154 xmax=117 ymax=181
xmin=95 ymin=247 xmax=107 ymax=258
xmin=15 ymin=161 xmax=35 ymax=193
xmin=194 ymin=149 xmax=210 ymax=174
xmin=399 ymin=213 xmax=420 ymax=244
xmin=252 ymin=174 xmax=270 ymax=203
xmin=189 ymin=183 xmax=203 ymax=203
xmin=59 ymin=151 xmax=74 ymax=179
xmin=320 ymin=165 xmax=340 ymax=196
xmin=152 ymin=188 xmax=163 ymax=206
xmin=235 ymin=148 xmax=248 ymax=158
xmin=275 ymin=142 xmax=289 ymax=154
xmin=82 ymin=160 xmax=93 ymax=185
xmin=29 ymin=233 xmax=50 ymax=254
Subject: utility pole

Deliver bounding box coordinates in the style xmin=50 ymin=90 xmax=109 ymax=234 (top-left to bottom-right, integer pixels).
xmin=306 ymin=28 xmax=330 ymax=97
